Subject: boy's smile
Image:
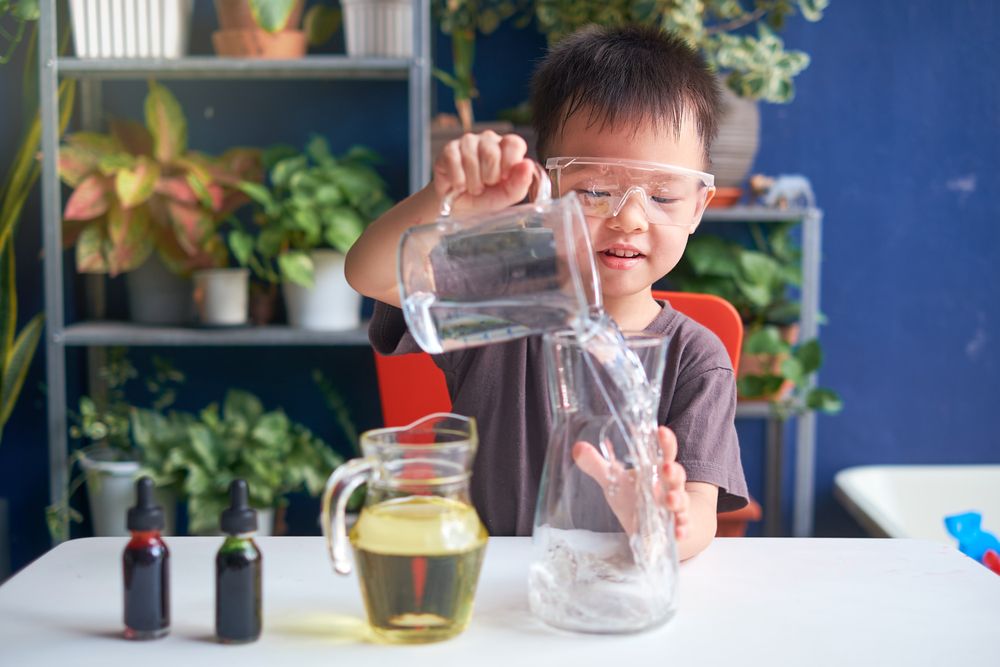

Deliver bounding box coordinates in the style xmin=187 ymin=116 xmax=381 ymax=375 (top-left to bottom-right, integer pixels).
xmin=548 ymin=108 xmax=714 ymax=329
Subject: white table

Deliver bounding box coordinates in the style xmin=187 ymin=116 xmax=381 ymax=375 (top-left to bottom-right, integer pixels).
xmin=0 ymin=537 xmax=997 ymax=666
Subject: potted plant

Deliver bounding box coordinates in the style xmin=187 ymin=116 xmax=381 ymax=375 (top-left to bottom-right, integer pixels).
xmin=666 ymin=223 xmax=841 ymax=416
xmin=58 ymin=80 xmax=262 ymax=325
xmin=69 ymin=0 xmax=193 ymax=59
xmin=530 ymin=0 xmax=829 ymax=188
xmin=45 ymin=350 xmax=184 ymax=540
xmin=235 ymin=136 xmax=393 ymax=330
xmin=132 ymin=388 xmax=343 ymax=535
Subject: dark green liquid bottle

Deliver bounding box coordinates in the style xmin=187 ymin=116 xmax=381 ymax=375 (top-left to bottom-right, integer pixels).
xmin=216 ymin=480 xmax=262 ymax=644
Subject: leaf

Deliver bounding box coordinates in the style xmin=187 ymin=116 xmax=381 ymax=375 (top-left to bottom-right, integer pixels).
xmin=744 ymin=326 xmax=787 ymax=355
xmin=166 ymin=200 xmax=213 ymax=256
xmin=737 ymin=374 xmax=783 ymax=399
xmin=738 ymin=250 xmax=781 ymax=286
xmin=63 ymin=175 xmax=110 ymax=221
xmin=249 ymin=0 xmax=299 ymax=33
xmin=251 ymin=412 xmax=291 ymax=450
xmin=109 ymin=118 xmax=154 ymax=157
xmin=57 ymin=144 xmax=101 ymax=187
xmin=238 ymin=181 xmax=276 ymax=212
xmin=228 ymin=230 xmax=255 ymax=267
xmin=343 ymin=145 xmax=381 ymax=165
xmin=66 ymin=131 xmax=121 ymax=157
xmin=323 ymin=207 xmax=364 ymax=252
xmin=106 ymin=204 xmax=154 ymax=275
xmin=685 ymin=236 xmax=738 ymax=277
xmin=224 ymin=389 xmax=264 ymax=428
xmin=795 ymin=338 xmax=823 ymax=374
xmin=145 ymin=81 xmax=187 ymax=164
xmin=304 ymin=4 xmax=341 ymax=46
xmin=806 ymin=388 xmax=842 ymax=414
xmin=187 ymin=423 xmax=218 ymax=474
xmin=115 ymin=156 xmax=160 ymax=209
xmin=271 ymin=155 xmax=309 ymax=189
xmin=0 ymin=236 xmax=16 ymax=362
xmin=278 ymin=251 xmax=314 ymax=287
xmin=155 ymin=176 xmax=199 ymax=205
xmin=780 ymin=356 xmax=804 ymax=384
xmin=97 ymin=152 xmax=136 ymax=176
xmin=75 ymin=224 xmax=110 ymax=273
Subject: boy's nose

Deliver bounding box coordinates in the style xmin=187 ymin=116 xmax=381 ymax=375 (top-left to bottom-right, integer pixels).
xmin=607 ymin=188 xmax=649 ymax=234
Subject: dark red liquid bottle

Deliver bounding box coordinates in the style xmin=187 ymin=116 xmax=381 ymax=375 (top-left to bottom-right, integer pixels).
xmin=123 ymin=477 xmax=169 ymax=640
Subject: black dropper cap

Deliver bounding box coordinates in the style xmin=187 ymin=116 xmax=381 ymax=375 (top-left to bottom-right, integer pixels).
xmin=127 ymin=476 xmax=164 ymax=532
xmin=220 ymin=479 xmax=258 ymax=535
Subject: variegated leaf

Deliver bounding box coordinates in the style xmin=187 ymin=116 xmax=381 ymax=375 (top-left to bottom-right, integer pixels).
xmin=145 ymin=81 xmax=187 ymax=164
xmin=63 ymin=175 xmax=110 ymax=221
xmin=107 ymin=204 xmax=154 ymax=276
xmin=75 ymin=224 xmax=111 ymax=273
xmin=115 ymin=157 xmax=160 ymax=209
xmin=109 ymin=118 xmax=154 ymax=157
xmin=57 ymin=144 xmax=101 ymax=187
xmin=166 ymin=200 xmax=213 ymax=256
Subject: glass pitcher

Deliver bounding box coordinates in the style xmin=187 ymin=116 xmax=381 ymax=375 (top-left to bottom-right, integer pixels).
xmin=321 ymin=413 xmax=488 ymax=644
xmin=530 ymin=330 xmax=679 ymax=634
xmin=398 ymin=162 xmax=602 ymax=354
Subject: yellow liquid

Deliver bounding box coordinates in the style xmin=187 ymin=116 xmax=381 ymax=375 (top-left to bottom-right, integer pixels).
xmin=349 ymin=496 xmax=488 ymax=643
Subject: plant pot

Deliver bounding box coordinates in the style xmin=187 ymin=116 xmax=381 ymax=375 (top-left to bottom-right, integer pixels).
xmin=249 ymin=282 xmax=279 ymax=325
xmin=214 ymin=0 xmax=304 ymax=31
xmin=125 ymin=255 xmax=194 ymax=325
xmin=78 ymin=450 xmax=177 ymax=537
xmin=709 ymin=82 xmax=760 ymax=189
xmin=212 ymin=28 xmax=307 ymax=58
xmin=282 ymin=249 xmax=361 ymax=331
xmin=69 ymin=0 xmax=192 ymax=59
xmin=341 ymin=0 xmax=413 ymax=58
xmin=737 ymin=324 xmax=799 ymax=401
xmin=193 ymin=268 xmax=249 ymax=326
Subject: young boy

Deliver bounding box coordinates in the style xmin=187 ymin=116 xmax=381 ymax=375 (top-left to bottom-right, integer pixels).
xmin=346 ymin=24 xmax=748 ymax=560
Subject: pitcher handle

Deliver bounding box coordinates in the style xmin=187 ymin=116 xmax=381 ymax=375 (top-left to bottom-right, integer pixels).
xmin=321 ymin=457 xmax=374 ymax=575
xmin=439 ymin=159 xmax=552 ymax=218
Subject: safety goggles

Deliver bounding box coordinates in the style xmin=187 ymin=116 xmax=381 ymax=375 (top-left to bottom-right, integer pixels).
xmin=546 ymin=157 xmax=715 ymax=227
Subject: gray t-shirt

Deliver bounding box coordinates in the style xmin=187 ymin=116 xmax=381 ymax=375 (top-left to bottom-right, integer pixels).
xmin=369 ymin=299 xmax=749 ymax=536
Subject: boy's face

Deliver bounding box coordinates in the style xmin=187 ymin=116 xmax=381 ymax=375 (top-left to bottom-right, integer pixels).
xmin=547 ymin=110 xmax=713 ymax=303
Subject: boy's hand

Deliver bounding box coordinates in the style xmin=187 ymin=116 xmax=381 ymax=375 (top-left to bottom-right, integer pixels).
xmin=572 ymin=425 xmax=690 ymax=540
xmin=432 ymin=131 xmax=535 ymax=215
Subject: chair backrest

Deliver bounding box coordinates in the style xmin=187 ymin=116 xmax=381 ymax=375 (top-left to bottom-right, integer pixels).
xmin=373 ymin=291 xmax=743 ymax=427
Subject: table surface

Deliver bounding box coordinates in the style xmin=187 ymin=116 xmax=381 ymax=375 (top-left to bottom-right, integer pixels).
xmin=0 ymin=537 xmax=998 ymax=666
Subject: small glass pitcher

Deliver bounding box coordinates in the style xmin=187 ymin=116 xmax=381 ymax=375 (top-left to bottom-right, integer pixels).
xmin=530 ymin=330 xmax=678 ymax=634
xmin=398 ymin=162 xmax=602 ymax=354
xmin=321 ymin=413 xmax=488 ymax=643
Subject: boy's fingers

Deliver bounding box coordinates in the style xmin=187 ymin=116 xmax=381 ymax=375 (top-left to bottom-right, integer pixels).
xmin=502 ymin=160 xmax=534 ymax=203
xmin=434 ymin=140 xmax=466 ymax=197
xmin=499 ymin=134 xmax=528 ymax=178
xmin=478 ymin=131 xmax=502 ymax=186
xmin=460 ymin=134 xmax=483 ymax=196
xmin=572 ymin=441 xmax=611 ymax=491
xmin=657 ymin=426 xmax=678 ymax=464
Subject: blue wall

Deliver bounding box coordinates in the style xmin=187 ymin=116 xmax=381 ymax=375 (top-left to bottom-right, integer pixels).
xmin=2 ymin=1 xmax=998 ymax=570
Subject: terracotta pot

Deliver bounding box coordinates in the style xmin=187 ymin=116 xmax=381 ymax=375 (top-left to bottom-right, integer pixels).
xmin=737 ymin=324 xmax=799 ymax=401
xmin=212 ymin=29 xmax=307 ymax=58
xmin=214 ymin=0 xmax=304 ymax=31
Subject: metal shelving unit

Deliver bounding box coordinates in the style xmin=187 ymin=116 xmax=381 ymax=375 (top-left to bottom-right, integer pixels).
xmin=38 ymin=2 xmax=821 ymax=540
xmin=702 ymin=205 xmax=824 ymax=538
xmin=38 ymin=0 xmax=432 ymax=540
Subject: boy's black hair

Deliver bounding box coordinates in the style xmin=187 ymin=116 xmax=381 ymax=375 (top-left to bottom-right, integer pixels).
xmin=530 ymin=24 xmax=721 ymax=165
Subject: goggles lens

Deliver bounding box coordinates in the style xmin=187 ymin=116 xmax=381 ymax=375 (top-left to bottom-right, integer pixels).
xmin=546 ymin=157 xmax=715 ymax=227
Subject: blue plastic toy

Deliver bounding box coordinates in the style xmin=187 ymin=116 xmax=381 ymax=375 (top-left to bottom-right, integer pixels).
xmin=944 ymin=511 xmax=1000 ymax=562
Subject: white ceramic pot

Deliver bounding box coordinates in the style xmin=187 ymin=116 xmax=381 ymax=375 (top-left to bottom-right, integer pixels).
xmin=341 ymin=0 xmax=412 ymax=58
xmin=709 ymin=82 xmax=761 ymax=189
xmin=79 ymin=450 xmax=176 ymax=537
xmin=70 ymin=0 xmax=192 ymax=59
xmin=282 ymin=250 xmax=361 ymax=331
xmin=193 ymin=268 xmax=249 ymax=326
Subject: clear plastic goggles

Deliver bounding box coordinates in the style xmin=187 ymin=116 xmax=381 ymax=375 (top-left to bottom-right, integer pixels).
xmin=546 ymin=157 xmax=715 ymax=227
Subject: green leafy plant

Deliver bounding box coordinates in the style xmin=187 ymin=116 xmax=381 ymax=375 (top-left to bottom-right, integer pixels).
xmin=432 ymin=0 xmax=528 ymax=130
xmin=0 ymin=0 xmax=37 ymax=65
xmin=668 ymin=223 xmax=841 ymax=415
xmin=58 ymin=80 xmax=262 ymax=277
xmin=241 ymin=0 xmax=341 ymax=46
xmin=233 ymin=136 xmax=393 ymax=288
xmin=0 ymin=79 xmax=75 ymax=445
xmin=532 ymin=0 xmax=829 ymax=103
xmin=132 ymin=389 xmax=342 ymax=534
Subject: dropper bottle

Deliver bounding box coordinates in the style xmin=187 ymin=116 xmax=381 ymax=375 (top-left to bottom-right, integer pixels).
xmin=123 ymin=476 xmax=169 ymax=640
xmin=216 ymin=479 xmax=263 ymax=643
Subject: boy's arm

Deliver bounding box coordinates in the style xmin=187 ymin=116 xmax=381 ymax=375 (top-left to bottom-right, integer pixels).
xmin=345 ymin=186 xmax=440 ymax=306
xmin=678 ymin=481 xmax=718 ymax=561
xmin=345 ymin=132 xmax=534 ymax=307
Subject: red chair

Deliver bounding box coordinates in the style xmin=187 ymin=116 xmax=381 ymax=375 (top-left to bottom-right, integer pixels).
xmin=373 ymin=290 xmax=761 ymax=535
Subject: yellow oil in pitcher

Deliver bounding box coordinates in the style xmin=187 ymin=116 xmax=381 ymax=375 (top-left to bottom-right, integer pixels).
xmin=349 ymin=495 xmax=488 ymax=643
